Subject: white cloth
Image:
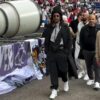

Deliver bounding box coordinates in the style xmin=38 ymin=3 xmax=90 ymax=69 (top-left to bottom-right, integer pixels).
xmin=25 ymin=39 xmax=38 ymax=53
xmin=0 ymin=65 xmax=36 ymax=81
xmin=50 ymin=23 xmax=60 ymax=42
xmin=74 ymin=21 xmax=84 ymax=59
xmin=0 ymin=81 xmax=16 ymax=95
xmin=50 ymin=23 xmax=63 ymax=44
xmin=33 ymin=63 xmax=43 ymax=80
xmin=75 ymin=41 xmax=80 ymax=59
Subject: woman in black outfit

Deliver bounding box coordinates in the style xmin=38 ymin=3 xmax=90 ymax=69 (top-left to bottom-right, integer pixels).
xmin=43 ymin=6 xmax=77 ymax=99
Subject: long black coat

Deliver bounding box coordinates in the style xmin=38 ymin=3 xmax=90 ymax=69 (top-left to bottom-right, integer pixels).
xmin=43 ymin=23 xmax=78 ymax=78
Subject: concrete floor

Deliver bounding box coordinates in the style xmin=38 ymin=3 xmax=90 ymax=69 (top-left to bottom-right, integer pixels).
xmin=0 ymin=76 xmax=100 ymax=100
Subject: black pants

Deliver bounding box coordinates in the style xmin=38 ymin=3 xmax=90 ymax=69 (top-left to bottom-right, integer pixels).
xmin=83 ymin=50 xmax=100 ymax=82
xmin=47 ymin=51 xmax=68 ymax=90
xmin=50 ymin=69 xmax=68 ymax=89
xmin=83 ymin=50 xmax=95 ymax=79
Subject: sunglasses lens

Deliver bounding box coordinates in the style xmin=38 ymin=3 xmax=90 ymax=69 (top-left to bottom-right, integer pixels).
xmin=53 ymin=15 xmax=60 ymax=17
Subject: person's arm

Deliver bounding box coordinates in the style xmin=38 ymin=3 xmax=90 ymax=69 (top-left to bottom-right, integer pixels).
xmin=95 ymin=31 xmax=100 ymax=65
xmin=63 ymin=24 xmax=72 ymax=54
xmin=69 ymin=27 xmax=76 ymax=38
xmin=79 ymin=27 xmax=85 ymax=48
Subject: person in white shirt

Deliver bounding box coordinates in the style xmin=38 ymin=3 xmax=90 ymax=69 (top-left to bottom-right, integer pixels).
xmin=75 ymin=11 xmax=89 ymax=80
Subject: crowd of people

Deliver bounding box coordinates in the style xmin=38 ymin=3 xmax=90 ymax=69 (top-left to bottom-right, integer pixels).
xmin=0 ymin=0 xmax=100 ymax=98
xmin=37 ymin=0 xmax=100 ymax=99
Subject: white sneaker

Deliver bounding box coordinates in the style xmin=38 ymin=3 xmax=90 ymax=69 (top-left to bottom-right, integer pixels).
xmin=78 ymin=72 xmax=84 ymax=79
xmin=64 ymin=81 xmax=69 ymax=92
xmin=49 ymin=89 xmax=57 ymax=99
xmin=83 ymin=74 xmax=89 ymax=81
xmin=87 ymin=80 xmax=94 ymax=86
xmin=94 ymin=82 xmax=100 ymax=90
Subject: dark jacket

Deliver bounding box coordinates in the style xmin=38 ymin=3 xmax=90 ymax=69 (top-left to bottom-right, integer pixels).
xmin=43 ymin=22 xmax=78 ymax=78
xmin=44 ymin=23 xmax=72 ymax=54
xmin=80 ymin=24 xmax=99 ymax=51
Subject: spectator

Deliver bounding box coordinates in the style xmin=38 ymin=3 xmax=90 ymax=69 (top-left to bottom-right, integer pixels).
xmin=75 ymin=11 xmax=89 ymax=81
xmin=94 ymin=30 xmax=100 ymax=90
xmin=43 ymin=6 xmax=72 ymax=99
xmin=80 ymin=14 xmax=99 ymax=86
